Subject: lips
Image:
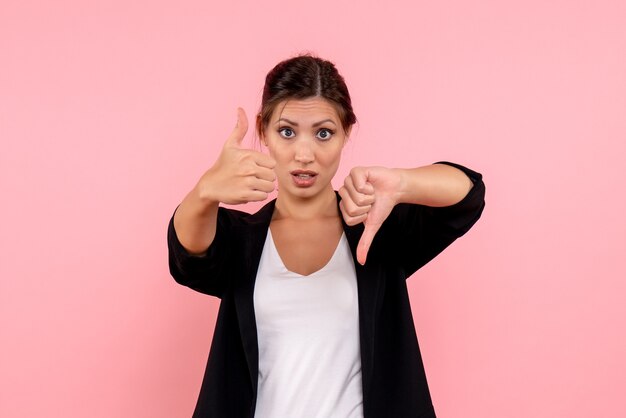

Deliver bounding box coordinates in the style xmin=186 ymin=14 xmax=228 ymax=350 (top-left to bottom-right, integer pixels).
xmin=290 ymin=170 xmax=318 ymax=187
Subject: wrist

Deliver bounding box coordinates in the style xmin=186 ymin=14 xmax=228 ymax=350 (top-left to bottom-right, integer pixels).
xmin=191 ymin=182 xmax=220 ymax=214
xmin=391 ymin=168 xmax=411 ymax=205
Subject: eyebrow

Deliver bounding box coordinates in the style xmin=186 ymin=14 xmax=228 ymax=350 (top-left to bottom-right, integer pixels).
xmin=275 ymin=118 xmax=337 ymax=127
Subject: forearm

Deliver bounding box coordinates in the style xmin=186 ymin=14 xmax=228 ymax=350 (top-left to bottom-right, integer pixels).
xmin=172 ymin=186 xmax=220 ymax=255
xmin=394 ymin=163 xmax=474 ymax=207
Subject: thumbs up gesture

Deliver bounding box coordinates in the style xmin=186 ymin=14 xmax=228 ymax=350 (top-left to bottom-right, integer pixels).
xmin=338 ymin=166 xmax=403 ymax=265
xmin=197 ymin=108 xmax=276 ymax=205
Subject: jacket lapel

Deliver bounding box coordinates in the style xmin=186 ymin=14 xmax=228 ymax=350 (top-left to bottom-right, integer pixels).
xmin=340 ymin=200 xmax=384 ymax=401
xmin=342 ymin=211 xmax=384 ymax=399
xmin=233 ymin=199 xmax=276 ymax=395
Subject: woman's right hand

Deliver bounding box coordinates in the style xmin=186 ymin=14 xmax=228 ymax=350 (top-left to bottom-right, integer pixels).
xmin=196 ymin=107 xmax=276 ymax=205
xmin=173 ymin=108 xmax=276 ymax=254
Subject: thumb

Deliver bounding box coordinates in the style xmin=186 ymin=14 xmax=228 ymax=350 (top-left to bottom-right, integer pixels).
xmin=356 ymin=220 xmax=381 ymax=265
xmin=225 ymin=107 xmax=248 ymax=148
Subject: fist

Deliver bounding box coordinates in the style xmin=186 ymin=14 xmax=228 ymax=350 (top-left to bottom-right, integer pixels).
xmin=339 ymin=166 xmax=403 ymax=265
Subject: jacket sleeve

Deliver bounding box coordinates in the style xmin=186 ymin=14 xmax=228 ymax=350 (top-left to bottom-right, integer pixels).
xmin=167 ymin=207 xmax=239 ymax=297
xmin=379 ymin=161 xmax=486 ymax=278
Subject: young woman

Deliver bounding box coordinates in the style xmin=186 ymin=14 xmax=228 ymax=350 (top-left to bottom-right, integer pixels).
xmin=168 ymin=55 xmax=485 ymax=418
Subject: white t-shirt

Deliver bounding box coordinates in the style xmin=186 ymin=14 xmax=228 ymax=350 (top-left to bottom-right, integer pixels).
xmin=253 ymin=229 xmax=364 ymax=418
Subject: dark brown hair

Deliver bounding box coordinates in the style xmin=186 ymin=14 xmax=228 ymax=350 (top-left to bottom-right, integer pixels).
xmin=256 ymin=54 xmax=357 ymax=136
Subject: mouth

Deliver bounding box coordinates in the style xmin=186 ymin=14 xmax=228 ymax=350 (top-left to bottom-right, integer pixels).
xmin=290 ymin=170 xmax=317 ymax=178
xmin=290 ymin=170 xmax=318 ymax=187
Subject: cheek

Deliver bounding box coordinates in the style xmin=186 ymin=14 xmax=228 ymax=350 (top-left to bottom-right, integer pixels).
xmin=275 ymin=148 xmax=292 ymax=164
xmin=266 ymin=140 xmax=286 ymax=161
xmin=323 ymin=146 xmax=343 ymax=165
xmin=269 ymin=149 xmax=292 ymax=175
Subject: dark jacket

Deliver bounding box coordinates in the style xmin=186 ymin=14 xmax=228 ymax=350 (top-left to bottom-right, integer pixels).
xmin=168 ymin=162 xmax=485 ymax=418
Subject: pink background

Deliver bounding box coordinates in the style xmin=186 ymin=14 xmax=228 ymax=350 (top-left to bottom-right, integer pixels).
xmin=2 ymin=1 xmax=625 ymax=417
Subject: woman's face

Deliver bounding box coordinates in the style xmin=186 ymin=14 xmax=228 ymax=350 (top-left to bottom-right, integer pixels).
xmin=262 ymin=97 xmax=349 ymax=200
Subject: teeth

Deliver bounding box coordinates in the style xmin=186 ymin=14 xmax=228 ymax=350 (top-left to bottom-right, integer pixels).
xmin=296 ymin=174 xmax=312 ymax=178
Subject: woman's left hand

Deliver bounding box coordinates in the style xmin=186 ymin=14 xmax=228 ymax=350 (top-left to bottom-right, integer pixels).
xmin=339 ymin=166 xmax=404 ymax=265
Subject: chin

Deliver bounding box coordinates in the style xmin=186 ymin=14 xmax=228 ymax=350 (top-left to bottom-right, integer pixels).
xmin=281 ymin=183 xmax=329 ymax=200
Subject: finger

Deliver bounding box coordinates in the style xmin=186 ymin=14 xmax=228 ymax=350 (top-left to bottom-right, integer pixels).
xmin=338 ymin=186 xmax=371 ymax=218
xmin=248 ymin=177 xmax=276 ymax=194
xmin=340 ymin=209 xmax=368 ymax=226
xmin=356 ymin=221 xmax=382 ymax=265
xmin=339 ymin=196 xmax=368 ymax=226
xmin=225 ymin=107 xmax=249 ymax=148
xmin=241 ymin=190 xmax=271 ymax=202
xmin=344 ymin=175 xmax=375 ymax=207
xmin=254 ymin=166 xmax=276 ymax=183
xmin=253 ymin=152 xmax=276 ymax=169
xmin=349 ymin=167 xmax=376 ymax=195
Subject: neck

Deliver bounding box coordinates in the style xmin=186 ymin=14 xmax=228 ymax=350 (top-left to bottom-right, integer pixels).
xmin=273 ymin=186 xmax=338 ymax=221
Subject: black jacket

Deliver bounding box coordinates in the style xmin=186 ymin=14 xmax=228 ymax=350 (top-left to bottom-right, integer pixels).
xmin=168 ymin=162 xmax=485 ymax=418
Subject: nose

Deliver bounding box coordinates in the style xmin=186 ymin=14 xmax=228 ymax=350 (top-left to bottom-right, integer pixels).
xmin=294 ymin=139 xmax=314 ymax=164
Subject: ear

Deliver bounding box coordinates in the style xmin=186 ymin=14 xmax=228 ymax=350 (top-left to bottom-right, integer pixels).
xmin=342 ymin=125 xmax=353 ymax=147
xmin=256 ymin=114 xmax=268 ymax=146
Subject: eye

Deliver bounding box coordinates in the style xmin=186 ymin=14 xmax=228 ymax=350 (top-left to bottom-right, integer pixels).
xmin=316 ymin=128 xmax=334 ymax=141
xmin=278 ymin=127 xmax=295 ymax=139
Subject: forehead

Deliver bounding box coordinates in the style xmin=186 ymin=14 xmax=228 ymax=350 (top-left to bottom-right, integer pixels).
xmin=272 ymin=97 xmax=340 ymax=123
